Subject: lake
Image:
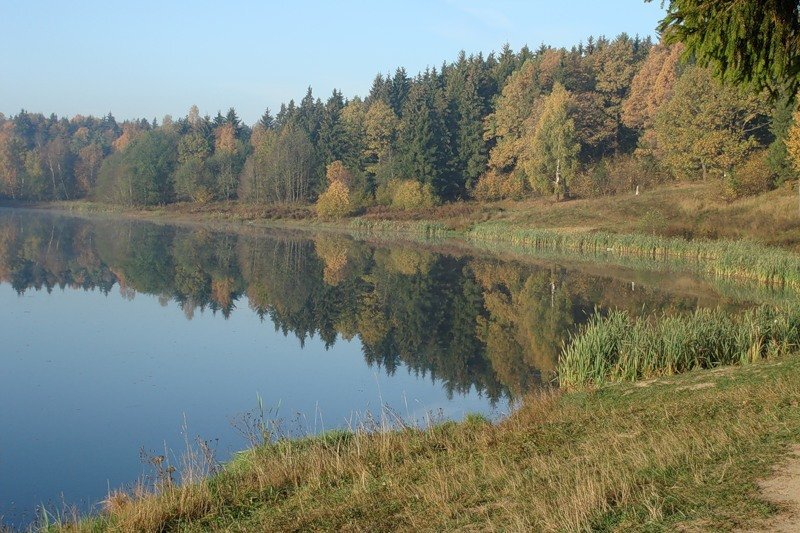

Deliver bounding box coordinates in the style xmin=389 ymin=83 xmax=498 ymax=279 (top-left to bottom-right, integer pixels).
xmin=0 ymin=208 xmax=747 ymax=527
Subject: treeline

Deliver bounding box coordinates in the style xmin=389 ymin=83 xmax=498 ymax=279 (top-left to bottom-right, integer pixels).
xmin=0 ymin=212 xmax=712 ymax=398
xmin=0 ymin=35 xmax=794 ymax=209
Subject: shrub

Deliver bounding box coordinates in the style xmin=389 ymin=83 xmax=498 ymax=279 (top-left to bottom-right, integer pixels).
xmin=573 ymin=155 xmax=669 ymax=198
xmin=315 ymin=180 xmax=354 ymax=219
xmin=725 ymin=151 xmax=776 ymax=199
xmin=390 ymin=179 xmax=438 ymax=210
xmin=472 ymin=172 xmax=527 ymax=201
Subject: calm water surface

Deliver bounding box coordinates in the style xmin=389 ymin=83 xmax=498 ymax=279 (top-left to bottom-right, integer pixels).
xmin=0 ymin=209 xmax=747 ymax=527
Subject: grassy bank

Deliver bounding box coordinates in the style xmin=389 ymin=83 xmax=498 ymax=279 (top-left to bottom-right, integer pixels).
xmin=51 ymin=355 xmax=800 ymax=531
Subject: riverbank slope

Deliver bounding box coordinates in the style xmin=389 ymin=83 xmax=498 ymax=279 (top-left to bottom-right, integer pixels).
xmin=51 ymin=355 xmax=800 ymax=531
xmin=17 ymin=181 xmax=799 ymax=250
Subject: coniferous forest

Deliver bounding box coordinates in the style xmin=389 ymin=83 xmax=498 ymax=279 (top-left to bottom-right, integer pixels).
xmin=1 ymin=35 xmax=796 ymax=213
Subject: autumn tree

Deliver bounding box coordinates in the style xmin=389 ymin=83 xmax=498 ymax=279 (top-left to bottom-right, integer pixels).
xmin=0 ymin=123 xmax=25 ymax=199
xmin=783 ymin=107 xmax=800 ymax=213
xmin=96 ymin=130 xmax=178 ymax=205
xmin=210 ymin=122 xmax=244 ymax=200
xmin=484 ymin=61 xmax=542 ymax=177
xmin=654 ymin=66 xmax=768 ymax=181
xmin=364 ymin=100 xmax=400 ymax=185
xmin=241 ymin=123 xmax=317 ymax=204
xmin=316 ymin=160 xmax=356 ymax=218
xmin=622 ymin=43 xmax=684 ymax=155
xmin=75 ymin=143 xmax=104 ymax=195
xmin=521 ymin=83 xmax=579 ymax=198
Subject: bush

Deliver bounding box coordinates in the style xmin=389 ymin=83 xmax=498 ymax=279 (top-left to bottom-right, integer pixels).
xmin=471 ymin=172 xmax=527 ymax=201
xmin=725 ymin=151 xmax=776 ymax=199
xmin=315 ymin=180 xmax=354 ymax=219
xmin=573 ymin=155 xmax=669 ymax=198
xmin=387 ymin=179 xmax=438 ymax=210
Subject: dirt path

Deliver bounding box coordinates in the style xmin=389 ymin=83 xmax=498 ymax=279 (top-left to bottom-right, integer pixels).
xmin=747 ymin=445 xmax=800 ymax=532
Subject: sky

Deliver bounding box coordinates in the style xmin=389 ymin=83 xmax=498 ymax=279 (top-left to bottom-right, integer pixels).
xmin=0 ymin=1 xmax=666 ymax=125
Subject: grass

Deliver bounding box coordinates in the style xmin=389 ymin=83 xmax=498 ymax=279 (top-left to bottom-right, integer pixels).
xmin=468 ymin=223 xmax=800 ymax=290
xmin=45 ymin=354 xmax=800 ymax=532
xmin=559 ymin=304 xmax=800 ymax=388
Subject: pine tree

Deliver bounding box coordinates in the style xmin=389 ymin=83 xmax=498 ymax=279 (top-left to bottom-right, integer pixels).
xmin=389 ymin=68 xmax=410 ymax=116
xmin=318 ymin=90 xmax=347 ymax=165
xmin=225 ymin=108 xmax=242 ymax=138
xmin=259 ymin=108 xmax=274 ymax=130
xmin=399 ymin=75 xmax=452 ymax=198
xmin=654 ymin=0 xmax=800 ymax=96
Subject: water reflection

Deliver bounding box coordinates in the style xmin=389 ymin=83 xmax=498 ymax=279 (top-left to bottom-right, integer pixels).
xmin=0 ymin=208 xmax=748 ymax=527
xmin=0 ymin=209 xmax=730 ymax=401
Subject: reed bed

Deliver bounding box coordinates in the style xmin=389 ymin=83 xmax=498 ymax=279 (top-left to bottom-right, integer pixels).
xmin=469 ymin=223 xmax=800 ymax=290
xmin=348 ymin=219 xmax=451 ymax=238
xmin=559 ymin=304 xmax=800 ymax=388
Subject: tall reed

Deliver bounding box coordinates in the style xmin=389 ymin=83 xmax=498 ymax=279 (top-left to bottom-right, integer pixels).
xmin=348 ymin=219 xmax=451 ymax=238
xmin=558 ymin=304 xmax=800 ymax=388
xmin=469 ymin=223 xmax=800 ymax=290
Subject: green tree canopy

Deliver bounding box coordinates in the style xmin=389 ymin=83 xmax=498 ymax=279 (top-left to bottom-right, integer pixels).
xmin=654 ymin=0 xmax=800 ymax=96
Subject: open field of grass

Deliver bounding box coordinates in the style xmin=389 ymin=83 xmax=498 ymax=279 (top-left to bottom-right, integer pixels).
xmin=48 ymin=355 xmax=800 ymax=532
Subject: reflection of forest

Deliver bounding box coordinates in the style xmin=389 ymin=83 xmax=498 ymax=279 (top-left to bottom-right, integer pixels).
xmin=0 ymin=211 xmax=713 ymax=401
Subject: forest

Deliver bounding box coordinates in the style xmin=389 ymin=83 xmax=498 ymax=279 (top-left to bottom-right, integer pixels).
xmin=1 ymin=34 xmax=797 ymax=212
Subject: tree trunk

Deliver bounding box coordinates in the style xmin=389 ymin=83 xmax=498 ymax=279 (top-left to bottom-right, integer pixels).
xmin=554 ymin=158 xmax=561 ymax=201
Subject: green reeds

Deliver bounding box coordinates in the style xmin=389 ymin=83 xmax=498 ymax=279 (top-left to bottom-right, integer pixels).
xmin=348 ymin=218 xmax=451 ymax=238
xmin=558 ymin=304 xmax=800 ymax=388
xmin=468 ymin=223 xmax=800 ymax=290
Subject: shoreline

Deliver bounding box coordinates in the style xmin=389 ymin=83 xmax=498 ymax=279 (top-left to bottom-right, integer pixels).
xmin=45 ymin=355 xmax=800 ymax=532
xmin=5 ymin=192 xmax=799 ymax=294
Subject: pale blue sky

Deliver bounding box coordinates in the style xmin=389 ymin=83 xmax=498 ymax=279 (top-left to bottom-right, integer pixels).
xmin=0 ymin=1 xmax=666 ymax=124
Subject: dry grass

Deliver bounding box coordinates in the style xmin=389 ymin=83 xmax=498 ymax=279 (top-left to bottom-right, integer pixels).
xmin=50 ymin=357 xmax=800 ymax=532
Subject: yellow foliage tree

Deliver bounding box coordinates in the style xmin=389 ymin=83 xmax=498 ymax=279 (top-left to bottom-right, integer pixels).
xmin=325 ymin=160 xmax=353 ymax=187
xmin=315 ymin=179 xmax=354 ymax=219
xmin=784 ymin=109 xmax=800 ymax=214
xmin=214 ymin=123 xmax=237 ymax=154
xmin=389 ymin=179 xmax=437 ymax=210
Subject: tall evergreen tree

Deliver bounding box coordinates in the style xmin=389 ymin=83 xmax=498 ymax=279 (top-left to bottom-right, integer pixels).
xmin=389 ymin=68 xmax=410 ymax=116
